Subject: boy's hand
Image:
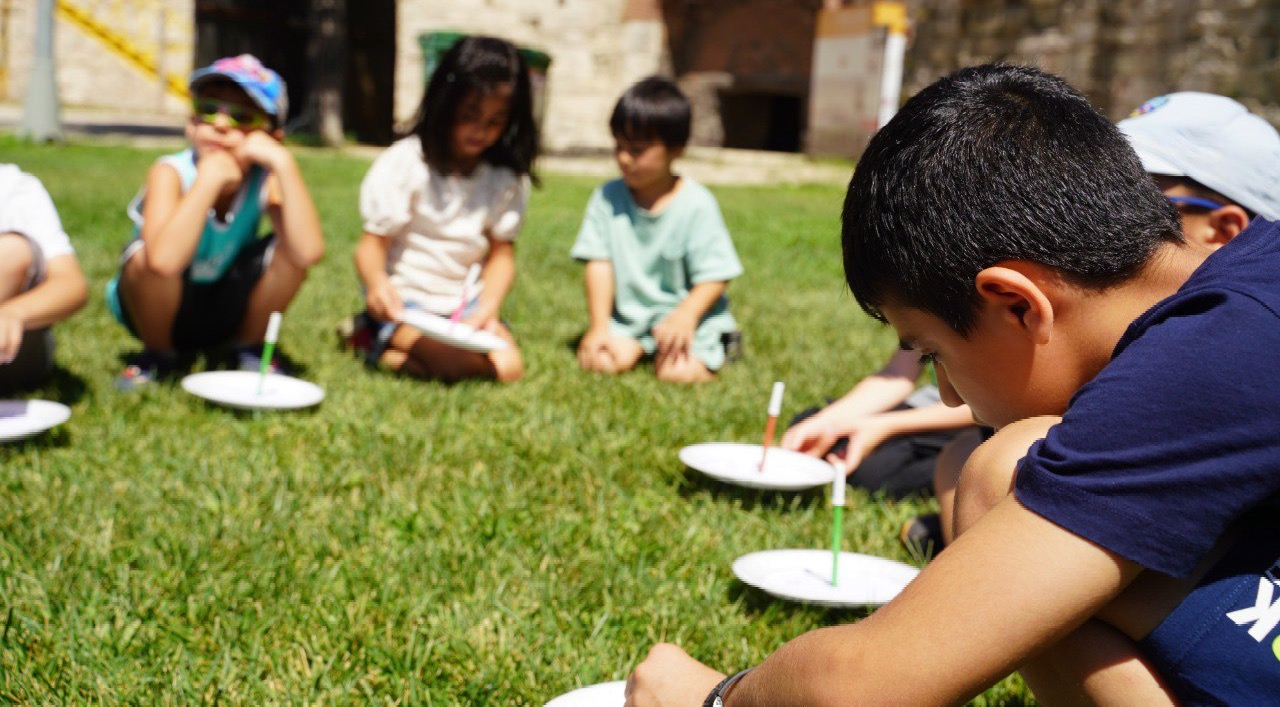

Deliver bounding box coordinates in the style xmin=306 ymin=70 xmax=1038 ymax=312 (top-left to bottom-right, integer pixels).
xmin=653 ymin=310 xmax=697 ymax=356
xmin=625 ymin=643 xmax=725 ymax=707
xmin=578 ymin=326 xmax=612 ymax=367
xmin=194 ymin=150 xmax=246 ymax=190
xmin=0 ymin=311 xmax=23 ymax=365
xmin=235 ymin=131 xmax=291 ymax=171
xmin=782 ymin=413 xmax=845 ymax=457
xmin=365 ymin=282 xmax=404 ymax=323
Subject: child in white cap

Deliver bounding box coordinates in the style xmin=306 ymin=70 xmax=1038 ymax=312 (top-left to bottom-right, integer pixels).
xmin=106 ymin=54 xmax=325 ymax=389
xmin=1120 ymin=91 xmax=1280 ymax=249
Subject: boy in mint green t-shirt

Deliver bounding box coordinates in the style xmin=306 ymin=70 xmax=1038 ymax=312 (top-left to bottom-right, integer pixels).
xmin=571 ymin=77 xmax=742 ymax=383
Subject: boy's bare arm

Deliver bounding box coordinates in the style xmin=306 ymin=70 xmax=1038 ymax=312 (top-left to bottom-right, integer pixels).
xmin=0 ymin=254 xmax=88 ymax=363
xmin=628 ymin=497 xmax=1142 ymax=706
xmin=652 ymin=280 xmax=725 ymax=354
xmin=582 ymin=260 xmax=615 ymax=332
xmin=252 ymin=135 xmax=324 ymax=269
xmin=140 ymin=157 xmax=241 ymax=276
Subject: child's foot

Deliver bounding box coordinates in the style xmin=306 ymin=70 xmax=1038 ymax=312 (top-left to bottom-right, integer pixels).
xmin=900 ymin=513 xmax=945 ymax=559
xmin=116 ymin=350 xmax=179 ymax=391
xmin=233 ymin=344 xmax=294 ymax=376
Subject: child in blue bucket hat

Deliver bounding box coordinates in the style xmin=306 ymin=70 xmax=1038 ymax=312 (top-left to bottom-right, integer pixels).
xmin=106 ymin=54 xmax=325 ymax=389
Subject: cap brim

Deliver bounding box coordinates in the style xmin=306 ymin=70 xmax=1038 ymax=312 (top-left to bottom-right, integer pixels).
xmin=1131 ymin=146 xmax=1184 ymax=177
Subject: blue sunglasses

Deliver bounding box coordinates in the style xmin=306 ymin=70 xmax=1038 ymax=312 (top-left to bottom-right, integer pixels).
xmin=1167 ymin=195 xmax=1223 ymax=211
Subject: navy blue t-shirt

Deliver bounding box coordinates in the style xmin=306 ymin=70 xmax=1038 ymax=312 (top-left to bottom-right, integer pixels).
xmin=1015 ymin=218 xmax=1280 ymax=702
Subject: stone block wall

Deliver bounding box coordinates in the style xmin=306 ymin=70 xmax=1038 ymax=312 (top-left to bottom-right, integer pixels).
xmin=903 ymin=0 xmax=1280 ymax=125
xmin=3 ymin=0 xmax=193 ymax=117
xmin=396 ymin=0 xmax=668 ymax=153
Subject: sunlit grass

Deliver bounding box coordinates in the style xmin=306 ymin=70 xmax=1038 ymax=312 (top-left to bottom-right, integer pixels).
xmin=0 ymin=135 xmax=1032 ymax=704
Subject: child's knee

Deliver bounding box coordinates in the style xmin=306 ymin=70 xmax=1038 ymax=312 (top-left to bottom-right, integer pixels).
xmin=953 ymin=416 xmax=1060 ymax=536
xmin=491 ymin=348 xmax=524 ymax=383
xmin=0 ymin=233 xmax=34 ymax=288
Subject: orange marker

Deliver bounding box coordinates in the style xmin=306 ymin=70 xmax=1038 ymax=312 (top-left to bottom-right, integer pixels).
xmin=758 ymin=381 xmax=786 ymax=472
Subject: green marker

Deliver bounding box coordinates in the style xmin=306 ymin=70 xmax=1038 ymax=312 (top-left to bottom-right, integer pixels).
xmin=830 ymin=460 xmax=847 ymax=587
xmin=257 ymin=311 xmax=282 ymax=396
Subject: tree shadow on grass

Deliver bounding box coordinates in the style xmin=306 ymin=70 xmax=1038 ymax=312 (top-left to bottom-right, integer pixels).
xmin=674 ymin=466 xmax=825 ymax=513
xmin=0 ymin=423 xmax=72 ymax=452
xmin=726 ymin=579 xmax=875 ymax=624
xmin=0 ymin=365 xmax=89 ymax=406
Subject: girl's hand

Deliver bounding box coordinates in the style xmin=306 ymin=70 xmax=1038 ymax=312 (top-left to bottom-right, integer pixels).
xmin=653 ymin=310 xmax=696 ymax=356
xmin=365 ymin=282 xmax=404 ymax=323
xmin=462 ymin=302 xmax=498 ymax=332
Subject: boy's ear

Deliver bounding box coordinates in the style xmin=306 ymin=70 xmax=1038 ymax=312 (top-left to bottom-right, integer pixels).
xmin=1205 ymin=205 xmax=1250 ymax=248
xmin=669 ymin=144 xmax=686 ymax=160
xmin=973 ymin=264 xmax=1055 ymax=345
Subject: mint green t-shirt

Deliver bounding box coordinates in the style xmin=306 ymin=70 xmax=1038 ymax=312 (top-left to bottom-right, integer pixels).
xmin=570 ymin=177 xmax=743 ymax=370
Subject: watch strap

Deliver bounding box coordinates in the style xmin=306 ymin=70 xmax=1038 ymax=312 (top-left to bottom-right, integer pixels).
xmin=703 ymin=667 xmax=753 ymax=707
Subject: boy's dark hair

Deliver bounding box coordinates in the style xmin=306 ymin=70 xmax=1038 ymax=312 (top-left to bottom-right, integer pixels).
xmin=610 ymin=76 xmax=691 ymax=148
xmin=412 ymin=35 xmax=539 ymax=183
xmin=843 ymin=64 xmax=1183 ymax=335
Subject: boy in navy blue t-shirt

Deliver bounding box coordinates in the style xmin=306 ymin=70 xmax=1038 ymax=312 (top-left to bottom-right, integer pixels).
xmin=624 ymin=64 xmax=1280 ymax=706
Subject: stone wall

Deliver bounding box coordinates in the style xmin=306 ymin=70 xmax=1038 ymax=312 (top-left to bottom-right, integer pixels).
xmin=903 ymin=0 xmax=1280 ymax=125
xmin=396 ymin=0 xmax=668 ymax=153
xmin=3 ymin=0 xmax=193 ymax=117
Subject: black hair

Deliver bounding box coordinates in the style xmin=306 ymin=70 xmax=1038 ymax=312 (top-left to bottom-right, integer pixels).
xmin=610 ymin=76 xmax=691 ymax=148
xmin=411 ymin=35 xmax=539 ymax=184
xmin=843 ymin=64 xmax=1183 ymax=335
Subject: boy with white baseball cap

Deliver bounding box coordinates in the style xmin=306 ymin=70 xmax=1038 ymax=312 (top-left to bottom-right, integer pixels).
xmin=1120 ymin=92 xmax=1280 ymax=249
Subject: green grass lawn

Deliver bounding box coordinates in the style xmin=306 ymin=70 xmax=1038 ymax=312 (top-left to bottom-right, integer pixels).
xmin=0 ymin=135 xmax=1031 ymax=704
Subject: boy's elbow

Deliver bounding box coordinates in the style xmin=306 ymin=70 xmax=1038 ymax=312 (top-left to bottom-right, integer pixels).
xmin=140 ymin=249 xmax=187 ymax=279
xmin=296 ymin=240 xmax=325 ymax=268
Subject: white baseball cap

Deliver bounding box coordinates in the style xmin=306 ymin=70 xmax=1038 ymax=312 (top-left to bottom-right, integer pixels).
xmin=1118 ymin=92 xmax=1280 ymax=221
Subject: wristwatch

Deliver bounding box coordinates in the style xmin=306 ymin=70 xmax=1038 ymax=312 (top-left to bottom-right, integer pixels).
xmin=703 ymin=667 xmax=753 ymax=707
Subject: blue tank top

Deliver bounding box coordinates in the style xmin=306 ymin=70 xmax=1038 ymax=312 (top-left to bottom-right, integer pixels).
xmin=127 ymin=148 xmax=269 ymax=283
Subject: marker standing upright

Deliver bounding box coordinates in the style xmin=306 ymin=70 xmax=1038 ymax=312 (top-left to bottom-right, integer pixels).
xmin=758 ymin=381 xmax=786 ymax=472
xmin=257 ymin=311 xmax=282 ymax=396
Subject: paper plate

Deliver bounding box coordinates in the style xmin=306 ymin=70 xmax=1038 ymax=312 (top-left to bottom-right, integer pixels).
xmin=398 ymin=310 xmax=510 ymax=354
xmin=545 ymin=680 xmax=626 ymax=707
xmin=0 ymin=400 xmax=71 ymax=442
xmin=181 ymin=370 xmax=324 ymax=411
xmin=733 ymin=549 xmax=920 ymax=608
xmin=679 ymin=442 xmax=837 ymax=491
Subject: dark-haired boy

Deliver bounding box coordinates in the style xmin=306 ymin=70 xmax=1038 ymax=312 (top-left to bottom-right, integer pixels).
xmin=571 ymin=76 xmax=742 ymax=383
xmin=625 ymin=64 xmax=1280 ymax=705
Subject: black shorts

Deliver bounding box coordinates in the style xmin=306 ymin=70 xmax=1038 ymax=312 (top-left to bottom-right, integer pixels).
xmin=117 ymin=235 xmax=273 ymax=351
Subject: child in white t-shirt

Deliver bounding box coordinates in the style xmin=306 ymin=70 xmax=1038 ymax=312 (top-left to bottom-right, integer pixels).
xmin=0 ymin=165 xmax=88 ymax=392
xmin=342 ymin=35 xmax=537 ymax=383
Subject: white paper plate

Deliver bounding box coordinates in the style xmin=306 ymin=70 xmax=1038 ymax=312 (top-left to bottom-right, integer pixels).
xmin=398 ymin=310 xmax=510 ymax=354
xmin=181 ymin=370 xmax=324 ymax=410
xmin=0 ymin=400 xmax=71 ymax=442
xmin=733 ymin=549 xmax=920 ymax=608
xmin=545 ymin=680 xmax=626 ymax=707
xmin=679 ymin=442 xmax=837 ymax=490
